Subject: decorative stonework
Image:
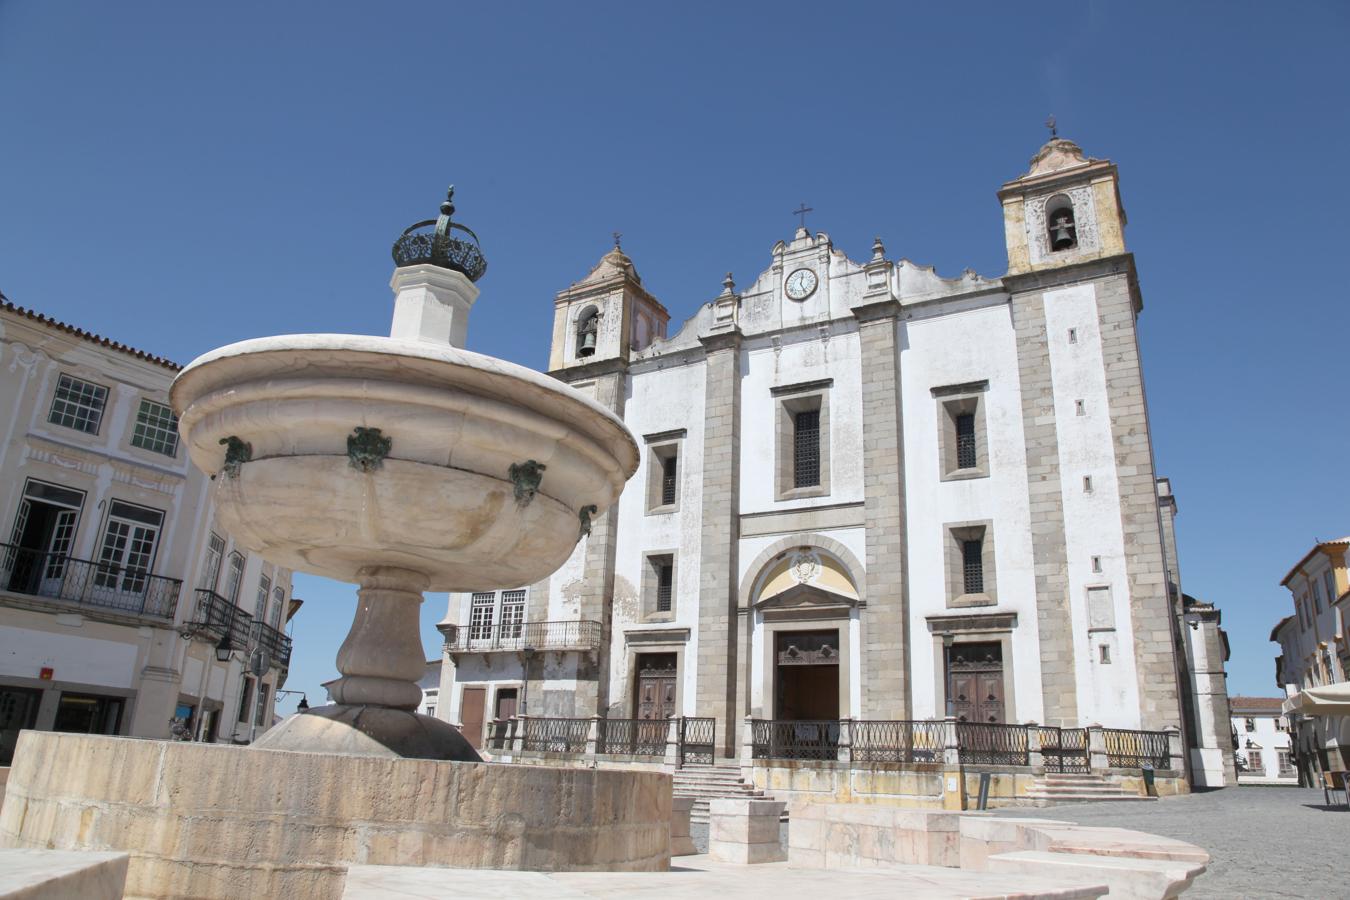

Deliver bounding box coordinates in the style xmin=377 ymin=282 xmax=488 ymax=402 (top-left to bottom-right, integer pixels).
xmin=788 ymin=550 xmax=822 ymax=585
xmin=347 ymin=427 xmax=392 ymax=473
xmin=218 ymin=436 xmax=252 ymax=480
xmin=1025 ymin=185 xmax=1099 ymax=266
xmin=508 ymin=459 xmax=546 ymax=505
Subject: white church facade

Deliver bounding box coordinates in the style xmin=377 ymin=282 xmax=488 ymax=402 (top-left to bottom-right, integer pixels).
xmin=437 ymin=136 xmax=1211 ymax=772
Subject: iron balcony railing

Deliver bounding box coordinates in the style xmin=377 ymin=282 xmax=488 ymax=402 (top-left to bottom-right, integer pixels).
xmin=251 ymin=618 xmax=293 ymax=671
xmin=444 ymin=620 xmax=602 ymax=654
xmin=1103 ymin=727 xmax=1171 ymax=769
xmin=0 ymin=542 xmax=181 ymax=620
xmin=852 ymin=720 xmax=948 ymax=764
xmin=181 ymin=589 xmax=254 ymax=652
xmin=487 ymin=715 xmax=716 ymax=766
xmin=955 ymin=721 xmax=1030 ymax=767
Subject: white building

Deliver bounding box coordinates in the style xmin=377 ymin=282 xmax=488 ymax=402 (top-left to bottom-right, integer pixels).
xmin=1273 ymin=537 xmax=1350 ymax=784
xmin=1229 ymin=696 xmax=1295 ymax=784
xmin=0 ymin=297 xmax=297 ymax=763
xmin=435 ymin=136 xmax=1215 ymax=775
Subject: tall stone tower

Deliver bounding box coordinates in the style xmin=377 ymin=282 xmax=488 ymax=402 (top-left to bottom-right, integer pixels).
xmin=998 ymin=137 xmax=1182 ymax=731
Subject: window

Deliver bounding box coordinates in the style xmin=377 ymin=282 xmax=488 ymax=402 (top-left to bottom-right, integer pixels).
xmin=961 ymin=539 xmax=983 ymax=594
xmin=1325 ymin=570 xmax=1338 ymax=604
xmin=1278 ymin=750 xmax=1294 ymax=776
xmin=1045 ymin=194 xmax=1077 ymax=251
xmin=500 ymin=589 xmax=525 ymax=639
xmin=643 ymin=552 xmax=677 ymax=620
xmin=1099 ymin=644 xmax=1111 ymax=664
xmin=1067 ymin=327 xmax=1078 ymax=344
xmin=469 ymin=592 xmax=495 ymax=641
xmin=1087 ymin=586 xmax=1116 ymax=631
xmin=773 ymin=382 xmax=831 ymax=500
xmin=254 ymin=683 xmax=270 ymax=727
xmin=94 ymin=501 xmax=164 ymax=593
xmin=223 ymin=552 xmax=245 ymax=604
xmin=256 ymin=575 xmax=271 ymax=620
xmin=1245 ymin=718 xmax=1255 ymax=732
xmin=1246 ymin=749 xmax=1263 ymax=772
xmin=199 ymin=533 xmax=225 ymax=591
xmin=644 ymin=432 xmax=685 ymax=514
xmin=48 ymin=374 xmax=108 ymax=435
xmin=1313 ymin=581 xmax=1324 ymax=613
xmin=793 ymin=410 xmax=821 ymax=488
xmin=1075 ymin=399 xmax=1085 ymax=416
xmin=934 ymin=382 xmax=989 ymax=481
xmin=955 ymin=413 xmax=976 ymax=469
xmin=130 ymin=399 xmax=179 ymax=456
xmin=1275 ymin=716 xmax=1287 ymax=732
xmin=1083 ymin=475 xmax=1094 ymax=494
xmin=945 ymin=521 xmax=995 ymax=607
xmin=271 ymin=586 xmax=285 ymax=628
xmin=1091 ymin=556 xmax=1102 ymax=574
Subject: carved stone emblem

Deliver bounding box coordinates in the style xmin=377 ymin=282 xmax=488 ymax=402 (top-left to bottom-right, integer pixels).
xmin=788 ymin=550 xmax=821 ymax=585
xmin=217 ymin=436 xmax=252 ymax=480
xmin=348 ymin=427 xmax=392 ymax=473
xmin=508 ymin=460 xmax=547 ymax=505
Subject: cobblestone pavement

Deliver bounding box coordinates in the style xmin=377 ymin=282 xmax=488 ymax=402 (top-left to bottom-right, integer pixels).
xmin=999 ymin=786 xmax=1346 ymax=899
xmin=690 ymin=788 xmax=1343 ymax=898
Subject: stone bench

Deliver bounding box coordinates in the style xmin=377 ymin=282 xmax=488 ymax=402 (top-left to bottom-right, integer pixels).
xmin=0 ymin=849 xmax=128 ymax=900
xmin=986 ymin=850 xmax=1206 ymax=900
xmin=788 ymin=803 xmax=967 ymax=868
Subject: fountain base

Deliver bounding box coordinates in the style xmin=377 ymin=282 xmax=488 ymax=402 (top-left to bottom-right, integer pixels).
xmin=251 ymin=705 xmax=482 ymax=761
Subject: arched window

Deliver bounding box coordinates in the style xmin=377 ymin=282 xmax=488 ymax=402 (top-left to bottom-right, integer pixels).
xmin=1045 ymin=194 xmax=1077 ymax=251
xmin=576 ymin=306 xmax=599 ymax=357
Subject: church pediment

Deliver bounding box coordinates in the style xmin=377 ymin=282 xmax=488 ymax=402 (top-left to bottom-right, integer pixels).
xmin=755 ymin=583 xmax=856 ymax=618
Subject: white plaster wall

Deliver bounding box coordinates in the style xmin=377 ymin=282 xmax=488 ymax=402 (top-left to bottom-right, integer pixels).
xmin=900 ymin=303 xmax=1044 ymax=723
xmin=738 ymin=324 xmax=864 ymax=514
xmin=446 ymin=654 xmax=526 ymax=723
xmin=609 ymin=360 xmax=706 ymax=714
xmin=1232 ymin=713 xmax=1292 ymax=780
xmin=0 ymin=623 xmax=139 ymax=687
xmin=1043 ymin=284 xmax=1141 ymax=728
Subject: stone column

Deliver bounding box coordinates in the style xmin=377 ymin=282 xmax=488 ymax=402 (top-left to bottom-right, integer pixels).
xmin=585 ymin=715 xmax=601 ymax=759
xmin=697 ymin=331 xmax=742 ymax=757
xmin=1087 ymin=725 xmax=1109 ymax=772
xmin=663 ymin=718 xmax=681 ymax=770
xmin=740 ymin=717 xmax=756 ymax=767
xmin=942 ymin=716 xmax=964 ymax=810
xmin=671 ymin=797 xmax=697 ymax=856
xmin=1027 ymin=723 xmax=1044 ymax=770
xmin=513 ymin=715 xmax=529 ymax=755
xmin=836 ymin=717 xmax=854 ymax=765
xmin=852 ymin=297 xmax=910 ymax=719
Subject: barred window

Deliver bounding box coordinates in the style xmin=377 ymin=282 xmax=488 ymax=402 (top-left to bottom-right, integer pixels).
xmin=500 ymin=589 xmax=526 ymax=639
xmin=131 ymin=399 xmax=179 ymax=456
xmin=48 ymin=374 xmax=108 ymax=435
xmin=793 ymin=409 xmax=820 ymax=488
xmin=955 ymin=413 xmax=977 ymax=469
xmin=962 ymin=539 xmax=984 ymax=595
xmin=661 ymin=454 xmax=678 ymax=506
xmin=656 ymin=561 xmax=673 ymax=612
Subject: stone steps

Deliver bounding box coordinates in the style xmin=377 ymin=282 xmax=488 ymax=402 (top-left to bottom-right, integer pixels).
xmin=1025 ymin=772 xmax=1153 ymax=805
xmin=674 ymin=764 xmax=770 ymax=824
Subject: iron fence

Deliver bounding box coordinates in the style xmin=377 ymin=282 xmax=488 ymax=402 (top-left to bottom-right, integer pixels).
xmin=680 ymin=717 xmax=716 ymax=765
xmin=0 ymin=542 xmax=181 ymax=619
xmin=597 ymin=718 xmax=669 ymax=757
xmin=1103 ymin=728 xmax=1171 ymax=769
xmin=955 ymin=722 xmax=1030 ymax=766
xmin=851 ymin=720 xmax=948 ymax=764
xmin=182 ymin=589 xmax=254 ymax=650
xmin=751 ymin=719 xmax=840 ymax=761
xmin=521 ymin=717 xmax=590 ymax=753
xmin=250 ymin=618 xmax=293 ymax=670
xmin=444 ymin=620 xmax=603 ymax=653
xmin=1039 ymin=726 xmax=1090 ymax=773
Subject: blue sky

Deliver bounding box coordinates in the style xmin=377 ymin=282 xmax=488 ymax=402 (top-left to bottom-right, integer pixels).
xmin=2 ymin=2 xmax=1347 ymax=713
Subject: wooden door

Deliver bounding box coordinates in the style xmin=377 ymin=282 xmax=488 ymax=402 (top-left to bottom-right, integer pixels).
xmin=635 ymin=654 xmax=677 ymax=721
xmin=945 ymin=642 xmax=1005 ymax=724
xmin=494 ymin=688 xmax=518 ymax=721
xmin=461 ymin=687 xmax=486 ymax=749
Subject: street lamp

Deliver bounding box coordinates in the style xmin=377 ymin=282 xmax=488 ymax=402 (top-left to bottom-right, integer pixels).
xmin=297 ymin=695 xmax=309 ymax=711
xmin=214 ymin=633 xmax=234 ymax=663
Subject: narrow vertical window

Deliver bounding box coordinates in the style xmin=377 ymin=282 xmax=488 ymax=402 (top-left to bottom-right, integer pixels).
xmin=200 ymin=533 xmax=225 ymax=592
xmin=1083 ymin=475 xmax=1094 ymax=494
xmin=1099 ymin=644 xmax=1111 ymax=664
xmin=469 ymin=592 xmax=495 ymax=641
xmin=1091 ymin=555 xmax=1102 ymax=574
xmin=656 ymin=561 xmax=673 ymax=612
xmin=661 ymin=453 xmax=677 ymax=506
xmin=962 ymin=539 xmax=983 ymax=595
xmin=1067 ymin=328 xmax=1078 ymax=344
xmin=1075 ymin=399 xmax=1085 ymax=416
xmin=793 ymin=409 xmax=821 ymax=488
xmin=955 ymin=413 xmax=977 ymax=469
xmin=500 ymin=589 xmax=526 ymax=639
xmin=223 ymin=552 xmax=245 ymax=605
xmin=256 ymin=575 xmax=271 ymax=620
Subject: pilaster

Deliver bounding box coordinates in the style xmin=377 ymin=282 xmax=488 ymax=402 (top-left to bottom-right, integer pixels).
xmin=698 ymin=329 xmax=742 ymax=757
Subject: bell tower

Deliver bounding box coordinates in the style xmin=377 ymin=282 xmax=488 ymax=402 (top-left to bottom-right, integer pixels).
xmin=998 ymin=135 xmax=1128 ymax=275
xmin=548 ymin=237 xmax=669 ymax=374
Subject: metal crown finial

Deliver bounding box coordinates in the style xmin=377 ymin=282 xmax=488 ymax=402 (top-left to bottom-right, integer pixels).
xmin=440 ymin=185 xmax=456 ymax=218
xmin=391 ymin=184 xmax=487 ymax=282
xmin=1045 ymin=115 xmax=1057 ymax=139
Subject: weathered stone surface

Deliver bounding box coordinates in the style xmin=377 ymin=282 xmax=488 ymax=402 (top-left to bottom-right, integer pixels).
xmin=0 ymin=850 xmax=128 ymax=900
xmin=0 ymin=733 xmax=671 ymax=900
xmin=788 ymin=803 xmax=964 ymax=868
xmin=706 ymin=797 xmax=784 ymax=864
xmin=671 ymin=797 xmax=697 ymax=857
xmin=987 ymin=850 xmax=1204 ymax=900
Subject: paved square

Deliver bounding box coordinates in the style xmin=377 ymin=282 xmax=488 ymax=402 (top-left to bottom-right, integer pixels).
xmin=999 ymin=787 xmax=1345 ymax=899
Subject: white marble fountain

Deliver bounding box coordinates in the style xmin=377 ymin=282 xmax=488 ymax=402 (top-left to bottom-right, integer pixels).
xmin=169 ymin=187 xmax=637 ymax=759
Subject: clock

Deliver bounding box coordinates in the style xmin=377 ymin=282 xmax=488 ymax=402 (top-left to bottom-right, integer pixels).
xmin=785 ymin=268 xmax=818 ymax=301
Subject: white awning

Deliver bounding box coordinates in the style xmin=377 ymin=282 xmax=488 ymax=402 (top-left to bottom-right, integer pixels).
xmin=1283 ymin=682 xmax=1350 ymax=716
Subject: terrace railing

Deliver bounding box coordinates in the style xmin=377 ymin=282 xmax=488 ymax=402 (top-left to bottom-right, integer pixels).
xmin=596 ymin=718 xmax=669 ymax=757
xmin=750 ymin=719 xmax=840 ymax=761
xmin=851 ymin=719 xmax=948 ymax=764
xmin=250 ymin=618 xmax=294 ymax=671
xmin=180 ymin=589 xmax=254 ymax=650
xmin=1038 ymin=726 xmax=1091 ymax=773
xmin=679 ymin=716 xmax=716 ymax=765
xmin=444 ymin=620 xmax=602 ymax=654
xmin=1103 ymin=727 xmax=1172 ymax=769
xmin=0 ymin=542 xmax=182 ymax=620
xmin=520 ymin=716 xmax=590 ymax=753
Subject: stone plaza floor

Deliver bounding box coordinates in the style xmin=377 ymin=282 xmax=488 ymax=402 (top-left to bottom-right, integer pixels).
xmin=1001 ymin=786 xmax=1345 ymax=899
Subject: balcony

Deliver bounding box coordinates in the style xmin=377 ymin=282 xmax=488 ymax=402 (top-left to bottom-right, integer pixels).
xmin=443 ymin=620 xmax=602 ymax=654
xmin=179 ymin=589 xmax=293 ymax=671
xmin=251 ymin=617 xmax=293 ymax=671
xmin=0 ymin=542 xmax=182 ymax=620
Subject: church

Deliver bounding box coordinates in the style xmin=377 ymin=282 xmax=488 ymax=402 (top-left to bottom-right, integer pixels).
xmin=436 ymin=135 xmax=1218 ymax=779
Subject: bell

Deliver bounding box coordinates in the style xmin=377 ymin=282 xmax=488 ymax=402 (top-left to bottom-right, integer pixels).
xmin=579 ymin=329 xmax=596 ymax=355
xmin=1050 ymin=215 xmax=1076 ymax=250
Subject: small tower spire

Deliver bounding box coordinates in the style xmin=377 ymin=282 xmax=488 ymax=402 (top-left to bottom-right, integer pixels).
xmin=1045 ymin=114 xmax=1058 ymax=139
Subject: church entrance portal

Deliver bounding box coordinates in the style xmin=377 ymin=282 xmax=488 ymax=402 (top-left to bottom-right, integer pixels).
xmin=634 ymin=653 xmax=677 ymax=721
xmin=945 ymin=641 xmax=1005 ymax=723
xmin=773 ymin=630 xmax=840 ymax=720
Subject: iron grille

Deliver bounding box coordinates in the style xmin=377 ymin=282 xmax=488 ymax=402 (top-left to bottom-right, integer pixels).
xmin=679 ymin=717 xmax=715 ymax=766
xmin=962 ymin=539 xmax=984 ymax=594
xmin=597 ymin=718 xmax=669 ymax=757
xmin=445 ymin=619 xmax=603 ymax=653
xmin=956 ymin=412 xmax=976 ymax=469
xmin=955 ymin=722 xmax=1029 ymax=766
xmin=0 ymin=541 xmax=181 ymax=619
xmin=793 ymin=409 xmax=821 ymax=488
xmin=1039 ymin=726 xmax=1091 ymax=773
xmin=656 ymin=562 xmax=673 ymax=612
xmin=661 ymin=454 xmax=678 ymax=506
xmin=1103 ymin=728 xmax=1171 ymax=769
xmin=751 ymin=719 xmax=839 ymax=761
xmin=851 ymin=720 xmax=946 ymax=764
xmin=521 ymin=717 xmax=589 ymax=753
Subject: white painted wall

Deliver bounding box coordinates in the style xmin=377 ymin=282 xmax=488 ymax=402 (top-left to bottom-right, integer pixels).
xmin=1232 ymin=711 xmax=1294 ymax=782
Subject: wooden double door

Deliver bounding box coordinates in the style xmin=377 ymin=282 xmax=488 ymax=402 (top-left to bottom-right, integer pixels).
xmin=635 ymin=653 xmax=677 ymax=720
xmin=945 ymin=641 xmax=1006 ymax=724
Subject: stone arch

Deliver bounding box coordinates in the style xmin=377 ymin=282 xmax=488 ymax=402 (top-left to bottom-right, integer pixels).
xmin=737 ymin=532 xmax=866 ymax=609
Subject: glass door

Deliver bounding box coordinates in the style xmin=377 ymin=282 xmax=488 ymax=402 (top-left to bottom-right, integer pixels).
xmin=94 ymin=500 xmax=164 ymax=602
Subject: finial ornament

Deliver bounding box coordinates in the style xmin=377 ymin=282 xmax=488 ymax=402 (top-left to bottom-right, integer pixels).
xmin=872 ymin=236 xmax=886 ymax=261
xmin=722 ymin=272 xmax=736 ymax=294
xmin=391 ymin=185 xmax=487 ymax=281
xmin=1045 ymin=115 xmax=1057 ymax=139
xmin=793 ymin=202 xmax=813 ymax=230
xmin=613 ymin=231 xmax=622 ymax=250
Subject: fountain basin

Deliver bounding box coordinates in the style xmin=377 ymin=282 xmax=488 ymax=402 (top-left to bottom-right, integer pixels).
xmin=171 ymin=333 xmax=638 ymax=590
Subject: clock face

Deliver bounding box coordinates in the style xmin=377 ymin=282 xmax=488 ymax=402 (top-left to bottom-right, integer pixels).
xmin=785 ymin=268 xmax=818 ymax=301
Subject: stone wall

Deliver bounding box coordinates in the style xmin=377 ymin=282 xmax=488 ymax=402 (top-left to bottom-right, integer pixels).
xmin=0 ymin=733 xmax=671 ymax=900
